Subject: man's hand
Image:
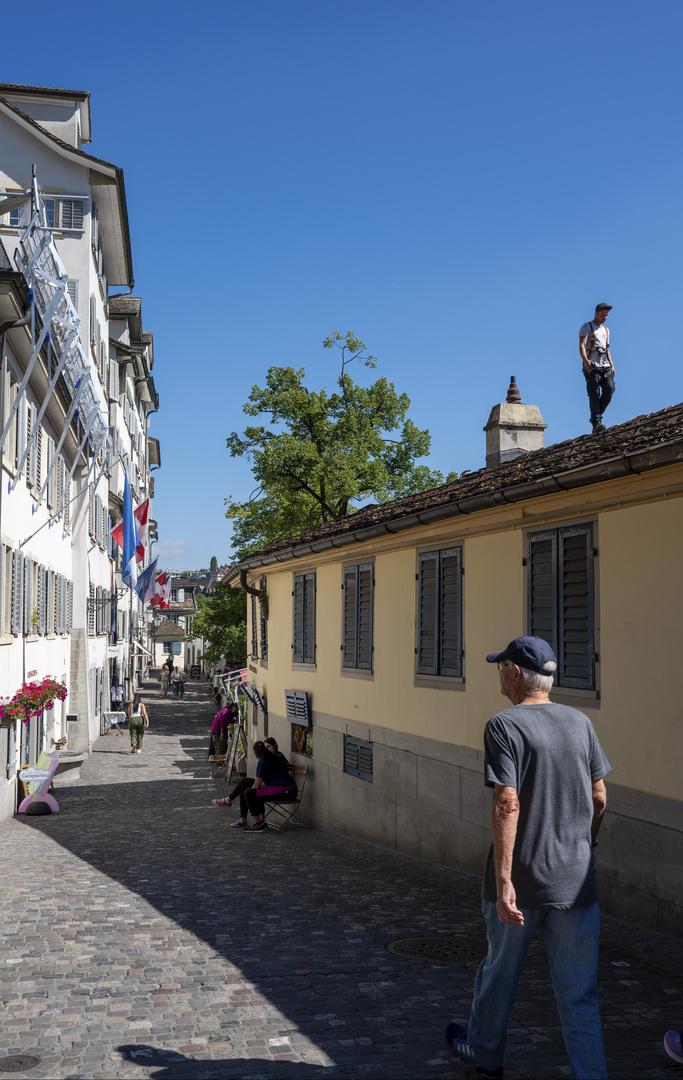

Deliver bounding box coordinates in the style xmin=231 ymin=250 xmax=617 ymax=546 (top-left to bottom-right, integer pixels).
xmin=496 ymin=881 xmax=525 ymax=925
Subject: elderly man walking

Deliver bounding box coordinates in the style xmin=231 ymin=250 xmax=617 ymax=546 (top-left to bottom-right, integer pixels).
xmin=446 ymin=636 xmax=610 ymax=1080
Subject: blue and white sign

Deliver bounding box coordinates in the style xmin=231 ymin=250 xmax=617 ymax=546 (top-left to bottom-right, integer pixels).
xmin=19 ymin=767 xmax=51 ymax=784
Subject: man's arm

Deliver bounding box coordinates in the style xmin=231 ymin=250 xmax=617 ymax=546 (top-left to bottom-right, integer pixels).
xmin=605 ymin=330 xmax=616 ymax=375
xmin=492 ymin=784 xmax=524 ymax=926
xmin=591 ymin=778 xmax=607 ymax=843
xmin=579 ymin=334 xmax=593 ymax=371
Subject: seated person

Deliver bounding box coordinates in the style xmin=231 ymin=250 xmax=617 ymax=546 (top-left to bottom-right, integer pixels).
xmin=243 ymin=741 xmax=297 ymax=832
xmin=214 ymin=740 xmax=296 ymax=830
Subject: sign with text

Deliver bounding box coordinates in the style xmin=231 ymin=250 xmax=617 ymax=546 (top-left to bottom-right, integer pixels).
xmin=19 ymin=767 xmax=51 ymax=784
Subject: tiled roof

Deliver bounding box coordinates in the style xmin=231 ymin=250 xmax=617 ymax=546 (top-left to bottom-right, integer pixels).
xmin=171 ymin=577 xmax=195 ymax=588
xmin=109 ymin=296 xmax=141 ymax=315
xmin=151 ymin=617 xmax=185 ymax=640
xmin=0 ymin=83 xmax=89 ymax=99
xmin=237 ymin=401 xmax=683 ymax=566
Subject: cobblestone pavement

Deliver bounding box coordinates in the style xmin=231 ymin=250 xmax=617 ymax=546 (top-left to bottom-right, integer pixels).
xmin=0 ymin=677 xmax=681 ymax=1080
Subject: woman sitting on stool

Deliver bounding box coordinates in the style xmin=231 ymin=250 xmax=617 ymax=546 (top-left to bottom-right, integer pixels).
xmin=213 ymin=741 xmax=296 ymax=830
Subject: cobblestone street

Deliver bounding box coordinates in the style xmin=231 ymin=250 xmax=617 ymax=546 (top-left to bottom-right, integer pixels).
xmin=0 ymin=677 xmax=681 ymax=1080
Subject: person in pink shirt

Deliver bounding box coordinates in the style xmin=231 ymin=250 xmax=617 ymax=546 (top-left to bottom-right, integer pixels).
xmin=208 ymin=702 xmax=238 ymax=759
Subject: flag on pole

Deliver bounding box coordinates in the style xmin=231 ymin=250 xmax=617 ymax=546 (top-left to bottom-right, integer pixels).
xmin=134 ymin=557 xmax=158 ymax=603
xmin=150 ymin=571 xmax=172 ymax=610
xmin=121 ymin=474 xmax=139 ymax=591
xmin=110 ymin=497 xmax=149 ymax=563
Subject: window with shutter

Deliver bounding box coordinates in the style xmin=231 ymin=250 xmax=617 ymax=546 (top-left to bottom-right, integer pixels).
xmin=88 ymin=583 xmax=95 ymax=635
xmin=47 ymin=570 xmax=54 ymax=634
xmin=63 ymin=478 xmax=71 ymax=531
xmin=39 ymin=565 xmax=46 ymax=635
xmin=23 ymin=556 xmax=32 ymax=634
xmin=292 ymin=572 xmax=316 ymax=664
xmin=35 ymin=427 xmax=42 ymax=492
xmin=26 ymin=404 xmax=35 ymax=485
xmin=12 ymin=551 xmax=24 ymax=635
xmin=342 ymin=563 xmax=374 ymax=670
xmin=101 ymin=502 xmax=107 ymax=548
xmin=250 ymin=595 xmax=258 ymax=660
xmin=417 ymin=546 xmax=463 ymax=678
xmin=67 ymin=580 xmax=73 ymax=633
xmin=67 ymin=279 xmax=78 ymax=308
xmin=88 ymin=491 xmax=94 ymax=537
xmin=55 ymin=573 xmax=62 ymax=634
xmin=527 ymin=524 xmax=594 ymax=689
xmin=344 ymin=735 xmax=373 ymax=781
xmin=55 ymin=456 xmax=63 ymax=517
xmin=109 ymin=359 xmax=119 ymax=401
xmin=60 ymin=198 xmax=84 ymax=231
xmin=46 ymin=438 xmax=55 ymax=508
xmin=96 ymin=586 xmax=103 ymax=634
xmin=259 ymin=578 xmax=268 ymax=661
xmin=90 ymin=294 xmax=96 ymax=345
xmin=16 ymin=395 xmax=26 ymax=473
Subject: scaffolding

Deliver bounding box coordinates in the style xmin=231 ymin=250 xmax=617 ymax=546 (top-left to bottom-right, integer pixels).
xmin=1 ymin=169 xmax=111 ymax=518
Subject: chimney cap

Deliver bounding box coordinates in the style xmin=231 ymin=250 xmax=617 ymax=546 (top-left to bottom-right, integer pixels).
xmin=506 ymin=376 xmax=521 ymax=404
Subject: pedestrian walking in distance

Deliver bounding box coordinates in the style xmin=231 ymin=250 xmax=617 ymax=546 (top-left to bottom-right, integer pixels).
xmin=579 ymin=303 xmax=616 ymax=433
xmin=446 ymin=636 xmax=610 ymax=1080
xmin=127 ymin=694 xmax=149 ymax=755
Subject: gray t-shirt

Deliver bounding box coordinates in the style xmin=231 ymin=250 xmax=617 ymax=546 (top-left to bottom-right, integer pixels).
xmin=482 ymin=702 xmax=611 ymax=909
xmin=579 ymin=321 xmax=610 ymax=367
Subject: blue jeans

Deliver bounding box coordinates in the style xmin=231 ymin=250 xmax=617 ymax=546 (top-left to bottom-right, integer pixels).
xmin=468 ymin=900 xmax=607 ymax=1079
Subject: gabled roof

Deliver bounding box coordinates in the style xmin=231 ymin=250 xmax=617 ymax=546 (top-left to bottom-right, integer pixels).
xmin=0 ymin=95 xmax=132 ymax=285
xmin=0 ymin=83 xmax=91 ymax=141
xmin=234 ymin=401 xmax=683 ymax=571
xmin=151 ymin=617 xmax=185 ymax=640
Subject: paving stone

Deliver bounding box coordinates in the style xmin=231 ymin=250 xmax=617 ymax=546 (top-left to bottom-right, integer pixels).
xmin=0 ymin=675 xmax=680 ymax=1078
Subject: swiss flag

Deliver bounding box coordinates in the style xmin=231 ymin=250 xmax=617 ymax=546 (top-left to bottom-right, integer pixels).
xmin=150 ymin=571 xmax=172 ymax=610
xmin=110 ymin=497 xmax=150 ymax=563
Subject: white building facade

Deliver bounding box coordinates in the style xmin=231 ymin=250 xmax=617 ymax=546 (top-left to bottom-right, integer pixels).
xmin=0 ymin=84 xmax=160 ymax=818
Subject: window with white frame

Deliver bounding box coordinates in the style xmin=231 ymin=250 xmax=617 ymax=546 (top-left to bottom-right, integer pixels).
xmin=42 ymin=196 xmax=86 ymax=232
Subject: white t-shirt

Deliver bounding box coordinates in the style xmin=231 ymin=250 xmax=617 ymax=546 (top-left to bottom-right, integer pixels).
xmin=579 ymin=321 xmax=610 ymax=367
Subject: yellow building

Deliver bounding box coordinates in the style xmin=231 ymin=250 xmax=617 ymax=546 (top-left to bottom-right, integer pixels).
xmin=230 ymin=394 xmax=683 ymax=939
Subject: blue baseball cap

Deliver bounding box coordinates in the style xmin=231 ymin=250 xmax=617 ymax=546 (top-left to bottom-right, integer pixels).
xmin=486 ymin=636 xmax=557 ymax=675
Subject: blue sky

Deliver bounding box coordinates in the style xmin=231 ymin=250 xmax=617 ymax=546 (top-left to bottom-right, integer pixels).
xmin=5 ymin=0 xmax=683 ymax=569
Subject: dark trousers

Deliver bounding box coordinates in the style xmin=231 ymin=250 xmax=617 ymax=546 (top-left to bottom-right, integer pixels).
xmin=243 ymin=785 xmax=297 ymax=819
xmin=229 ymin=776 xmax=254 ymax=818
xmin=584 ymin=367 xmax=615 ymax=424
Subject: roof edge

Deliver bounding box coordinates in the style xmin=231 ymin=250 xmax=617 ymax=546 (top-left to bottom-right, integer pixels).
xmin=230 ymin=436 xmax=683 ymax=575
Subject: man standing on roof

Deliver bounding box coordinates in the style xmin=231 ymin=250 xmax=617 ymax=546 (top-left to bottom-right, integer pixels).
xmin=446 ymin=636 xmax=610 ymax=1080
xmin=579 ymin=303 xmax=615 ymax=433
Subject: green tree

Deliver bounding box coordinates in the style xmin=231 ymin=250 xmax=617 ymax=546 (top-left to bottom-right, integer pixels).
xmin=225 ymin=332 xmax=456 ymax=557
xmin=189 ymin=583 xmax=247 ymax=667
xmin=210 ymin=555 xmax=218 ymax=572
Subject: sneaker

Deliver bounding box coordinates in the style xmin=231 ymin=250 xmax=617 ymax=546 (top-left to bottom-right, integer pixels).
xmin=664 ymin=1031 xmax=683 ymax=1064
xmin=212 ymin=798 xmax=232 ymax=807
xmin=591 ymin=419 xmax=605 ymax=433
xmin=231 ymin=818 xmax=247 ymax=829
xmin=445 ymin=1024 xmax=503 ymax=1079
xmin=246 ymin=821 xmax=268 ymax=832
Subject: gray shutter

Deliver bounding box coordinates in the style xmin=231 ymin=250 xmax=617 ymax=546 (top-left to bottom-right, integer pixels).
xmin=23 ymin=556 xmax=32 ymax=634
xmin=47 ymin=570 xmax=54 ymax=633
xmin=109 ymin=359 xmax=119 ymax=401
xmin=16 ymin=395 xmax=26 ymax=472
xmin=558 ymin=525 xmax=594 ymax=689
xmin=63 ymin=478 xmax=70 ymax=531
xmin=417 ymin=551 xmax=438 ymax=674
xmin=342 ymin=566 xmax=357 ymax=668
xmin=344 ymin=735 xmax=373 ymax=781
xmin=439 ymin=547 xmax=462 ymax=677
xmin=39 ymin=565 xmax=46 ymax=634
xmin=96 ymin=586 xmax=103 ymax=634
xmin=35 ymin=427 xmax=42 ymax=491
xmin=251 ymin=594 xmax=258 ymax=659
xmin=356 ymin=564 xmax=372 ymax=669
xmin=26 ymin=404 xmax=35 ymax=485
xmin=101 ymin=501 xmax=107 ymax=547
xmin=67 ymin=580 xmax=73 ymax=633
xmin=67 ymin=279 xmax=78 ymax=307
xmin=90 ymin=294 xmax=96 ymax=345
xmin=46 ymin=437 xmax=55 ymax=508
xmin=528 ymin=530 xmax=557 ymax=652
xmin=303 ymin=573 xmax=316 ymax=664
xmin=88 ymin=583 xmax=95 ymax=635
xmin=55 ymin=574 xmax=63 ymax=634
xmin=12 ymin=551 xmax=24 ymax=635
xmin=292 ymin=575 xmax=304 ymax=663
xmin=259 ymin=578 xmax=268 ymax=661
xmin=88 ymin=491 xmax=94 ymax=537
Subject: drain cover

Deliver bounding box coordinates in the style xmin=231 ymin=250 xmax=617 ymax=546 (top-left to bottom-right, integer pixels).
xmin=386 ymin=936 xmax=486 ymax=964
xmin=0 ymin=1056 xmax=42 ymax=1072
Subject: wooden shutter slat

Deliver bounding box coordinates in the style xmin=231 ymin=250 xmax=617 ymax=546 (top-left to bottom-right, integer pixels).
xmin=439 ymin=548 xmax=462 ymax=676
xmin=342 ymin=567 xmax=357 ymax=667
xmin=356 ymin=565 xmax=373 ymax=669
xmin=417 ymin=551 xmax=438 ymax=674
xmin=292 ymin=576 xmax=304 ymax=663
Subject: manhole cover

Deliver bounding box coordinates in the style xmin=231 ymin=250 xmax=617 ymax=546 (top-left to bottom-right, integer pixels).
xmin=0 ymin=1056 xmax=42 ymax=1072
xmin=386 ymin=936 xmax=487 ymax=964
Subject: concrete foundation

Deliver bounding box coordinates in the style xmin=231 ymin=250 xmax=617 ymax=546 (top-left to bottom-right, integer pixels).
xmin=265 ymin=708 xmax=683 ymax=940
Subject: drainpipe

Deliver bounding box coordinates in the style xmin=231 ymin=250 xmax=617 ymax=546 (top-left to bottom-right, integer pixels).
xmin=238 ymin=567 xmax=268 ymax=619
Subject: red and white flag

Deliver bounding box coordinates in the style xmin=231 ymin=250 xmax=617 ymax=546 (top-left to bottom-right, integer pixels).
xmin=150 ymin=571 xmax=172 ymax=610
xmin=110 ymin=497 xmax=150 ymax=563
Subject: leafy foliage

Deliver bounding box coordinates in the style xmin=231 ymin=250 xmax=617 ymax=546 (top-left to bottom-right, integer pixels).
xmin=210 ymin=556 xmax=218 ymax=571
xmin=225 ymin=332 xmax=456 ymax=557
xmin=190 ymin=583 xmax=247 ymax=667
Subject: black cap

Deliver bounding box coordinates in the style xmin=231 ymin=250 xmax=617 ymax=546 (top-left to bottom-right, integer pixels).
xmin=595 ymin=303 xmax=612 ymax=312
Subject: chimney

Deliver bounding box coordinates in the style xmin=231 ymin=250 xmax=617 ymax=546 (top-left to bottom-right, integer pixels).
xmin=483 ymin=377 xmax=547 ymax=469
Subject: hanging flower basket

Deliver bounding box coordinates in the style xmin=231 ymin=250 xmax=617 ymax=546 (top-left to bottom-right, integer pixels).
xmin=0 ymin=678 xmax=68 ymax=728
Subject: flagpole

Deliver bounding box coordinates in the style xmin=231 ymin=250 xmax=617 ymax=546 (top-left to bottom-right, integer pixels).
xmin=128 ymin=586 xmax=133 ymax=699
